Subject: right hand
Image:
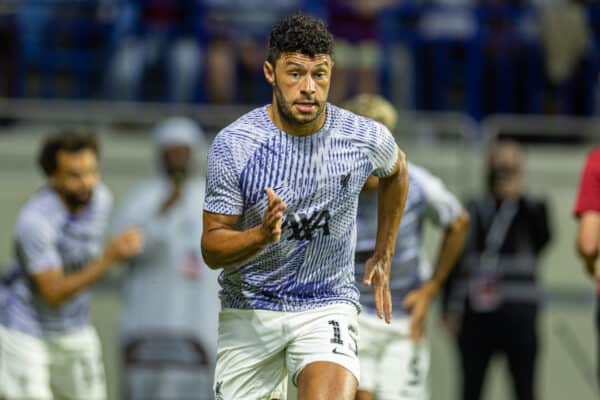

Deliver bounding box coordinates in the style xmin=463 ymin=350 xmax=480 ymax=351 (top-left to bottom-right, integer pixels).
xmin=260 ymin=188 xmax=287 ymax=244
xmin=106 ymin=227 xmax=144 ymax=262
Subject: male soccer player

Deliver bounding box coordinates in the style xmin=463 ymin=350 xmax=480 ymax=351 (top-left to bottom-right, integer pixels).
xmin=112 ymin=117 xmax=220 ymax=400
xmin=0 ymin=131 xmax=142 ymax=400
xmin=574 ymin=147 xmax=600 ymax=387
xmin=201 ymin=13 xmax=409 ymax=400
xmin=345 ymin=94 xmax=469 ymax=400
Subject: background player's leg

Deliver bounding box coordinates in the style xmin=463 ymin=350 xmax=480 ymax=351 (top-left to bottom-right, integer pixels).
xmin=297 ymin=361 xmax=357 ymax=400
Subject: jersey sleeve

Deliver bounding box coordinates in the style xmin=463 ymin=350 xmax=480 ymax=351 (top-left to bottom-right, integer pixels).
xmin=203 ymin=133 xmax=244 ymax=215
xmin=15 ymin=216 xmax=61 ymax=274
xmin=368 ymin=124 xmax=399 ymax=178
xmin=412 ymin=165 xmax=463 ymax=227
xmin=574 ymin=149 xmax=600 ymax=217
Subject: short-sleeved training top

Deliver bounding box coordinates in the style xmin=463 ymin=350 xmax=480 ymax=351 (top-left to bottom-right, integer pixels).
xmin=204 ymin=103 xmax=398 ymax=312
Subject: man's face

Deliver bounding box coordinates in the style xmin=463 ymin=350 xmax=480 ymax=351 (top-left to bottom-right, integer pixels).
xmin=51 ymin=149 xmax=98 ymax=209
xmin=161 ymin=144 xmax=192 ymax=182
xmin=267 ymin=52 xmax=332 ymax=126
xmin=488 ymin=143 xmax=524 ymax=197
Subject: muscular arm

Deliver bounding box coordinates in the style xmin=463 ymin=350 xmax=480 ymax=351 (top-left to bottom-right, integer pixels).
xmin=201 ymin=213 xmax=268 ymax=270
xmin=201 ymin=188 xmax=287 ymax=270
xmin=33 ymin=228 xmax=142 ymax=308
xmin=424 ymin=209 xmax=470 ymax=294
xmin=33 ymin=254 xmax=119 ymax=308
xmin=363 ymin=148 xmax=409 ymax=323
xmin=576 ymin=211 xmax=600 ymax=277
xmin=374 ymin=147 xmax=409 ymax=258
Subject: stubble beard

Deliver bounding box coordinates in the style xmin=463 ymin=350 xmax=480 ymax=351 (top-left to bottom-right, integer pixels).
xmin=273 ymin=78 xmax=324 ymax=127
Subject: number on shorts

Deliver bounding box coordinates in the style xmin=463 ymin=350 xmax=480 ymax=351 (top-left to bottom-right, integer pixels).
xmin=407 ymin=352 xmax=421 ymax=386
xmin=328 ymin=320 xmax=344 ymax=345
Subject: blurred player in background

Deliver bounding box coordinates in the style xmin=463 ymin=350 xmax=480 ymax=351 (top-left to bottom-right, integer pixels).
xmin=201 ymin=13 xmax=409 ymax=400
xmin=444 ymin=140 xmax=551 ymax=400
xmin=574 ymin=147 xmax=600 ymax=388
xmin=344 ymin=94 xmax=469 ymax=400
xmin=111 ymin=117 xmax=219 ymax=400
xmin=0 ymin=131 xmax=142 ymax=400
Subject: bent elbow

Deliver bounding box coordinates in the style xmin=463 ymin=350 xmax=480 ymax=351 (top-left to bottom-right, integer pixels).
xmin=201 ymin=237 xmax=224 ymax=270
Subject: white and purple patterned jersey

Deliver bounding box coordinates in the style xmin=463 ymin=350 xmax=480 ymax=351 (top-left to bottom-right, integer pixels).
xmin=1 ymin=184 xmax=112 ymax=337
xmin=203 ymin=103 xmax=398 ymax=312
xmin=355 ymin=163 xmax=462 ymax=317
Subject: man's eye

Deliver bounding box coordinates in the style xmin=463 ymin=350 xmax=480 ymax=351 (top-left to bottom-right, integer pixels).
xmin=291 ymin=72 xmax=300 ymax=78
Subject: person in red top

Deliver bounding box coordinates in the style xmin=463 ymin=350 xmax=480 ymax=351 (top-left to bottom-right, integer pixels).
xmin=574 ymin=147 xmax=600 ymax=386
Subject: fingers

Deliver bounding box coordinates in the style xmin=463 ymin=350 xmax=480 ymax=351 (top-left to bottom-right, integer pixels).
xmin=384 ymin=286 xmax=392 ymax=324
xmin=109 ymin=227 xmax=144 ymax=261
xmin=363 ymin=262 xmax=375 ymax=286
xmin=263 ymin=188 xmax=287 ymax=242
xmin=373 ymin=282 xmax=383 ymax=319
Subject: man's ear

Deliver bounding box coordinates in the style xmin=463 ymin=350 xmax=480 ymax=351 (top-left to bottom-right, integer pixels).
xmin=263 ymin=61 xmax=275 ymax=86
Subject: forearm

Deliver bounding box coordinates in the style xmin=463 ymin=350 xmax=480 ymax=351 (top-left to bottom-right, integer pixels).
xmin=41 ymin=254 xmax=117 ymax=307
xmin=427 ymin=210 xmax=469 ymax=294
xmin=201 ymin=226 xmax=267 ymax=270
xmin=375 ymin=151 xmax=408 ymax=257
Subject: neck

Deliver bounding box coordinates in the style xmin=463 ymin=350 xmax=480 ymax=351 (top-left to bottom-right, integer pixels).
xmin=268 ymin=100 xmax=326 ymax=137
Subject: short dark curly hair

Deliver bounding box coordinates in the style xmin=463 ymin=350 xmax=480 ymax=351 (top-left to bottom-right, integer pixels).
xmin=38 ymin=130 xmax=99 ymax=176
xmin=267 ymin=13 xmax=334 ymax=64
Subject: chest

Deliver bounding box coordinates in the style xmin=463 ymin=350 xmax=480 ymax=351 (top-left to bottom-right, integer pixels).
xmin=239 ymin=135 xmax=372 ymax=212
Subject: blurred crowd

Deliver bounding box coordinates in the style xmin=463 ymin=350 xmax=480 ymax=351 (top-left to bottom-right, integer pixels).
xmin=0 ymin=0 xmax=599 ymax=119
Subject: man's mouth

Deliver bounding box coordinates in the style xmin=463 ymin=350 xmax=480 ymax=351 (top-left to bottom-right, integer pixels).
xmin=295 ymin=102 xmax=317 ymax=112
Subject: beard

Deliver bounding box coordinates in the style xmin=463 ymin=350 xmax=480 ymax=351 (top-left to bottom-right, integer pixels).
xmin=61 ymin=187 xmax=93 ymax=210
xmin=273 ymin=78 xmax=325 ymax=126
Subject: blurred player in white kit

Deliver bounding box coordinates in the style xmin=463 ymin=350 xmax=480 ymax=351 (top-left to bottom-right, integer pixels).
xmin=111 ymin=117 xmax=220 ymax=399
xmin=345 ymin=94 xmax=469 ymax=400
xmin=0 ymin=130 xmax=142 ymax=400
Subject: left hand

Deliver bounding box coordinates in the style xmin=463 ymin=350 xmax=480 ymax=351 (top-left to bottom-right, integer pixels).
xmin=363 ymin=252 xmax=393 ymax=323
xmin=402 ymin=282 xmax=438 ymax=343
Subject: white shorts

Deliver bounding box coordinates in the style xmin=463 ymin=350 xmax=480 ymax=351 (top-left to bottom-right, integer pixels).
xmin=46 ymin=325 xmax=107 ymax=400
xmin=0 ymin=325 xmax=53 ymax=400
xmin=358 ymin=312 xmax=430 ymax=400
xmin=214 ymin=304 xmax=360 ymax=400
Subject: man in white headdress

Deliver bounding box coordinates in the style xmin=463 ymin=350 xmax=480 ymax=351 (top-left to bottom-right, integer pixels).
xmin=111 ymin=117 xmax=219 ymax=400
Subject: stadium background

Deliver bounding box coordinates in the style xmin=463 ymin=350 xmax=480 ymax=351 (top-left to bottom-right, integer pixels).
xmin=1 ymin=1 xmax=600 ymax=399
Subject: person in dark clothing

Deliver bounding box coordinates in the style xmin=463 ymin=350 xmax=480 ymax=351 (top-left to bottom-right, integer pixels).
xmin=443 ymin=139 xmax=551 ymax=400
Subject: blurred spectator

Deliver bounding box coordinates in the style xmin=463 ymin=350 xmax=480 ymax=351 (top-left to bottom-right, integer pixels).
xmin=573 ymin=147 xmax=600 ymax=388
xmin=111 ymin=117 xmax=219 ymax=400
xmin=106 ymin=0 xmax=201 ymax=102
xmin=540 ymin=0 xmax=596 ymax=115
xmin=16 ymin=0 xmax=116 ymax=98
xmin=443 ymin=140 xmax=551 ymax=400
xmin=200 ymin=0 xmax=303 ymax=104
xmin=0 ymin=2 xmax=18 ymax=97
xmin=326 ymin=0 xmax=400 ymax=103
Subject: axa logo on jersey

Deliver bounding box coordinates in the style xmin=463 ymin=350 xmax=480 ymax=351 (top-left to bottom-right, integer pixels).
xmin=282 ymin=209 xmax=331 ymax=241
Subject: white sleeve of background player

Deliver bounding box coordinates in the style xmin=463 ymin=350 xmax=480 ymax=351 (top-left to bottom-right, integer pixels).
xmin=367 ymin=123 xmax=399 ymax=178
xmin=411 ymin=164 xmax=463 ymax=227
xmin=15 ymin=216 xmax=61 ymax=274
xmin=203 ymin=133 xmax=244 ymax=215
